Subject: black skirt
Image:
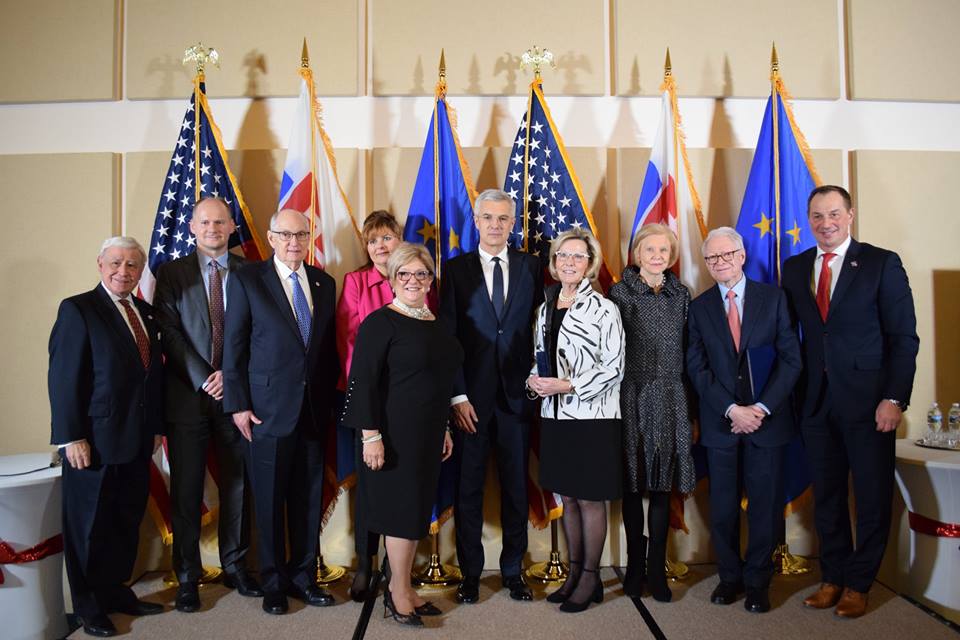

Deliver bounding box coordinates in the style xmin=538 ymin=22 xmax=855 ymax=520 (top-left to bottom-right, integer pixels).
xmin=539 ymin=418 xmax=623 ymax=501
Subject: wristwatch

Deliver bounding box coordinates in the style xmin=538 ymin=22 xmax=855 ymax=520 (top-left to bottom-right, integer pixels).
xmin=884 ymin=398 xmax=906 ymax=410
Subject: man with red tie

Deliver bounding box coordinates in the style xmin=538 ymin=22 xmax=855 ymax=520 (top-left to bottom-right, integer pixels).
xmin=781 ymin=185 xmax=918 ymax=619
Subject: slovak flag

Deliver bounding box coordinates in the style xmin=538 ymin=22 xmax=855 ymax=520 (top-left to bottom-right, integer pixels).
xmin=629 ymin=78 xmax=710 ymax=297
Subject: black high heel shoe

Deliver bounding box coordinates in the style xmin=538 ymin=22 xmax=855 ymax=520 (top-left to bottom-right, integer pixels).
xmin=383 ymin=589 xmax=424 ymax=627
xmin=546 ymin=560 xmax=581 ymax=604
xmin=349 ymin=555 xmax=374 ymax=603
xmin=558 ymin=568 xmax=603 ymax=613
xmin=414 ymin=601 xmax=442 ymax=616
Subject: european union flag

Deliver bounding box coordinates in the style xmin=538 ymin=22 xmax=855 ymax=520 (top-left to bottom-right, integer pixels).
xmin=735 ymin=79 xmax=821 ymax=511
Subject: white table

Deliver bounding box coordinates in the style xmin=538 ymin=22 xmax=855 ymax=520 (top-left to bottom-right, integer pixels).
xmin=892 ymin=440 xmax=959 ymax=623
xmin=0 ymin=453 xmax=68 ymax=640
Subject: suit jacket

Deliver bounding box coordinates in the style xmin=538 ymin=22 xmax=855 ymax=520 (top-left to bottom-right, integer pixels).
xmin=781 ymin=239 xmax=919 ymax=421
xmin=686 ymin=279 xmax=801 ymax=448
xmin=439 ymin=249 xmax=543 ymax=419
xmin=154 ymin=250 xmax=246 ymax=420
xmin=48 ymin=285 xmax=164 ymax=464
xmin=222 ymin=258 xmax=338 ymax=438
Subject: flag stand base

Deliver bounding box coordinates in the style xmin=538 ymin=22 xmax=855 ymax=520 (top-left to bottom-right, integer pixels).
xmin=162 ymin=566 xmax=222 ymax=587
xmin=665 ymin=558 xmax=689 ymax=581
xmin=316 ymin=554 xmax=346 ymax=585
xmin=774 ymin=543 xmax=812 ymax=575
xmin=526 ymin=520 xmax=568 ymax=584
xmin=412 ymin=534 xmax=461 ymax=588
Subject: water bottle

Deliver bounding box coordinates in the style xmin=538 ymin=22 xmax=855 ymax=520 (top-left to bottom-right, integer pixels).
xmin=948 ymin=403 xmax=960 ymax=448
xmin=926 ymin=403 xmax=943 ymax=445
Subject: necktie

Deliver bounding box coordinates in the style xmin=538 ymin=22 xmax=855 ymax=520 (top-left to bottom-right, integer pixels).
xmin=726 ymin=289 xmax=741 ymax=352
xmin=118 ymin=298 xmax=151 ymax=368
xmin=208 ymin=261 xmax=225 ymax=369
xmin=290 ymin=272 xmax=311 ymax=347
xmin=815 ymin=252 xmax=836 ymax=322
xmin=491 ymin=256 xmax=504 ymax=319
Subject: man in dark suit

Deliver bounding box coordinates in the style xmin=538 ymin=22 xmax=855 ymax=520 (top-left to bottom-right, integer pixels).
xmin=222 ymin=209 xmax=338 ymax=615
xmin=49 ymin=237 xmax=165 ymax=637
xmin=153 ymin=197 xmax=260 ymax=612
xmin=440 ymin=188 xmax=543 ymax=603
xmin=782 ymin=185 xmax=918 ymax=618
xmin=687 ymin=227 xmax=801 ymax=614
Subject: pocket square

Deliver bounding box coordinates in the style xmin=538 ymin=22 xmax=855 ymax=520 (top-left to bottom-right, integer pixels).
xmin=850 ymin=261 xmax=858 ymax=267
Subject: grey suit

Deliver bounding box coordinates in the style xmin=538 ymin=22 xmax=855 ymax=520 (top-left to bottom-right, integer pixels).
xmin=154 ymin=250 xmax=252 ymax=583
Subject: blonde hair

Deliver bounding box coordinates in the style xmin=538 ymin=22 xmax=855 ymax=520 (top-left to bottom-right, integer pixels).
xmin=548 ymin=228 xmax=604 ymax=281
xmin=631 ymin=223 xmax=679 ymax=268
xmin=386 ymin=242 xmax=436 ymax=281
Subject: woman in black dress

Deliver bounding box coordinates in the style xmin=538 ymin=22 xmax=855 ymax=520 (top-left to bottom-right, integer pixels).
xmin=343 ymin=242 xmax=463 ymax=627
xmin=527 ymin=228 xmax=625 ymax=613
xmin=608 ymin=223 xmax=695 ymax=603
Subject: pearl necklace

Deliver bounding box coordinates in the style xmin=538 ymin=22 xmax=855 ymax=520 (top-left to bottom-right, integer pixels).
xmin=558 ymin=289 xmax=578 ymax=303
xmin=392 ymin=298 xmax=431 ymax=319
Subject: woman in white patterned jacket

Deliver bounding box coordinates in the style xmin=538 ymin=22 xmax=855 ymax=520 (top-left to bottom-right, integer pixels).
xmin=527 ymin=227 xmax=625 ymax=613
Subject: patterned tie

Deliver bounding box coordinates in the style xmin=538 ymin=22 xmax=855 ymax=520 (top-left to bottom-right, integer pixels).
xmin=815 ymin=252 xmax=836 ymax=322
xmin=118 ymin=298 xmax=151 ymax=368
xmin=208 ymin=261 xmax=225 ymax=369
xmin=289 ymin=272 xmax=311 ymax=347
xmin=726 ymin=289 xmax=741 ymax=353
xmin=491 ymin=256 xmax=505 ymax=319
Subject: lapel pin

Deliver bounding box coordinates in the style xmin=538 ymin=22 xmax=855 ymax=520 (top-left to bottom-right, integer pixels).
xmin=850 ymin=261 xmax=858 ymax=267
xmin=147 ymin=314 xmax=154 ymax=320
xmin=315 ymin=281 xmax=320 ymax=286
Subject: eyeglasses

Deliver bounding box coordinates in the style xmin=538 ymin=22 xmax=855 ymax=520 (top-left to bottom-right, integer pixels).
xmin=555 ymin=251 xmax=590 ymax=263
xmin=270 ymin=229 xmax=311 ymax=242
xmin=396 ymin=270 xmax=434 ymax=283
xmin=704 ymin=249 xmax=741 ymax=266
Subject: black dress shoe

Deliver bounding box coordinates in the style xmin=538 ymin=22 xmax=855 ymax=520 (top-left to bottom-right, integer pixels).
xmin=223 ymin=570 xmax=264 ymax=597
xmin=262 ymin=592 xmax=289 ymax=615
xmin=456 ymin=576 xmax=480 ymax=604
xmin=288 ymin=584 xmax=335 ymax=607
xmin=115 ymin=599 xmax=164 ymax=616
xmin=744 ymin=587 xmax=771 ymax=613
xmin=503 ymin=575 xmax=533 ymax=601
xmin=175 ymin=582 xmax=201 ymax=612
xmin=710 ymin=580 xmax=745 ymax=605
xmin=81 ymin=614 xmax=117 ymax=637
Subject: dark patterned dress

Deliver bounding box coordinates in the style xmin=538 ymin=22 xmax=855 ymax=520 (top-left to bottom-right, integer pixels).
xmin=608 ymin=267 xmax=695 ymax=494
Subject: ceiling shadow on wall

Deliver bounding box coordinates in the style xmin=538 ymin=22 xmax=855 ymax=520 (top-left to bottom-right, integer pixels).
xmin=493 ymin=52 xmax=520 ymax=95
xmin=557 ymin=51 xmax=591 ymax=95
xmin=706 ymin=56 xmax=738 ymax=230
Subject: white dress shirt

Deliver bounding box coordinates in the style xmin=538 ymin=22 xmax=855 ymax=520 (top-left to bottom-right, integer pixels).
xmin=813 ymin=234 xmax=852 ymax=296
xmin=273 ymin=256 xmax=314 ymax=316
xmin=477 ymin=245 xmax=510 ymax=300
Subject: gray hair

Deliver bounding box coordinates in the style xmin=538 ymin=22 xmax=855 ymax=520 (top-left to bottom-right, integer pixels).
xmin=473 ymin=188 xmax=515 ymax=213
xmin=548 ymin=228 xmax=604 ymax=282
xmin=701 ymin=226 xmax=744 ymax=255
xmin=99 ymin=236 xmax=146 ymax=264
xmin=269 ymin=209 xmax=309 ymax=230
xmin=386 ymin=242 xmax=436 ymax=281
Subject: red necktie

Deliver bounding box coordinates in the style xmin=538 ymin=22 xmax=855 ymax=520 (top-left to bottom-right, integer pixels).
xmin=208 ymin=261 xmax=225 ymax=369
xmin=118 ymin=298 xmax=151 ymax=369
xmin=727 ymin=289 xmax=741 ymax=352
xmin=816 ymin=252 xmax=836 ymax=322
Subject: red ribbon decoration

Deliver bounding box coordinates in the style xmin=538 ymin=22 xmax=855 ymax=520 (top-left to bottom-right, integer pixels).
xmin=908 ymin=511 xmax=960 ymax=538
xmin=0 ymin=535 xmax=64 ymax=585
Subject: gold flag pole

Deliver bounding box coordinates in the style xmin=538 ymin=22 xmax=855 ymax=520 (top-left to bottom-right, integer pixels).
xmin=526 ymin=519 xmax=568 ymax=584
xmin=412 ymin=524 xmax=462 ymax=588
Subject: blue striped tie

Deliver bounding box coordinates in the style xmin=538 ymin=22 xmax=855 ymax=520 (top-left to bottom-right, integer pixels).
xmin=289 ymin=272 xmax=311 ymax=347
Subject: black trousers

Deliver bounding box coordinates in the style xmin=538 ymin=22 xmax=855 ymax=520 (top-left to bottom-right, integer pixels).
xmin=167 ymin=402 xmax=251 ymax=583
xmin=802 ymin=411 xmax=895 ymax=593
xmin=62 ymin=458 xmax=149 ymax=619
xmin=247 ymin=416 xmax=325 ymax=595
xmin=454 ymin=406 xmax=530 ymax=578
xmin=706 ymin=441 xmax=784 ymax=589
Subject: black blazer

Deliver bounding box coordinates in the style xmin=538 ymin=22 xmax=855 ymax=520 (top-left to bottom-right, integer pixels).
xmin=222 ymin=258 xmax=338 ymax=438
xmin=154 ymin=250 xmax=246 ymax=420
xmin=439 ymin=249 xmax=543 ymax=419
xmin=686 ymin=279 xmax=801 ymax=448
xmin=781 ymin=239 xmax=919 ymax=422
xmin=48 ymin=285 xmax=164 ymax=464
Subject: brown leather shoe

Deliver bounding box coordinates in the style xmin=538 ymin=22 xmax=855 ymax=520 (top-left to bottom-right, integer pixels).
xmin=834 ymin=588 xmax=868 ymax=618
xmin=803 ymin=583 xmax=843 ymax=609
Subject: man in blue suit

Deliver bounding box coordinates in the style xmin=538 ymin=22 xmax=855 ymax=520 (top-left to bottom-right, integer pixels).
xmin=49 ymin=237 xmax=165 ymax=637
xmin=440 ymin=189 xmax=543 ymax=603
xmin=782 ymin=185 xmax=918 ymax=618
xmin=222 ymin=209 xmax=338 ymax=615
xmin=687 ymin=227 xmax=802 ymax=614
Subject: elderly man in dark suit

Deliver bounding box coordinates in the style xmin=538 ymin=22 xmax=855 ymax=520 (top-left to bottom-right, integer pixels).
xmin=222 ymin=209 xmax=338 ymax=615
xmin=49 ymin=236 xmax=165 ymax=637
xmin=154 ymin=197 xmax=260 ymax=612
xmin=687 ymin=227 xmax=801 ymax=614
xmin=782 ymin=185 xmax=918 ymax=618
xmin=440 ymin=188 xmax=543 ymax=604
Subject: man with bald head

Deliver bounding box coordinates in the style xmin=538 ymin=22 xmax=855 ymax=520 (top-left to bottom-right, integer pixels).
xmin=223 ymin=209 xmax=339 ymax=614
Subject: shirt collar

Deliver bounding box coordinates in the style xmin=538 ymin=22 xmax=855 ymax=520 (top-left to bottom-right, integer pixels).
xmin=817 ymin=234 xmax=852 ymax=260
xmin=198 ymin=250 xmax=230 ymax=270
xmin=478 ymin=245 xmax=509 ymax=264
xmin=101 ymin=282 xmax=133 ymax=304
xmin=273 ymin=255 xmax=306 ymax=281
xmin=717 ymin=275 xmax=746 ymax=300
xmin=366 ymin=265 xmax=389 ymax=287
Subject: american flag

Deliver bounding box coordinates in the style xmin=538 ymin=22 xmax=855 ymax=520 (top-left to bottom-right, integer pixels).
xmin=138 ymin=77 xmax=264 ymax=543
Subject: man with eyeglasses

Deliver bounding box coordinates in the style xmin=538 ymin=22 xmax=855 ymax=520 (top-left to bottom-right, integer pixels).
xmin=222 ymin=209 xmax=339 ymax=614
xmin=686 ymin=226 xmax=801 ymax=614
xmin=439 ymin=188 xmax=543 ymax=604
